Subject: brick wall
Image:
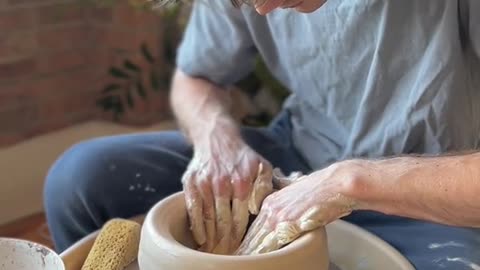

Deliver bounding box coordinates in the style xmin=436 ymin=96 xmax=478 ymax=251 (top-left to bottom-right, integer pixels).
xmin=0 ymin=0 xmax=170 ymax=146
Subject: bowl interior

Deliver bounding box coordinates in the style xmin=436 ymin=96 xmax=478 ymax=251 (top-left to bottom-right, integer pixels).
xmin=166 ymin=202 xmax=198 ymax=250
xmin=0 ymin=238 xmax=64 ymax=270
xmin=139 ymin=192 xmax=330 ymax=270
xmin=152 ymin=192 xmax=316 ymax=256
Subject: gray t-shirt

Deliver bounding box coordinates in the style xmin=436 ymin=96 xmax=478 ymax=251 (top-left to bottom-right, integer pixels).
xmin=176 ymin=0 xmax=480 ymax=170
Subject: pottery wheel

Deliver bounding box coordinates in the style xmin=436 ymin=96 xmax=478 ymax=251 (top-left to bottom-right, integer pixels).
xmin=123 ymin=220 xmax=414 ymax=270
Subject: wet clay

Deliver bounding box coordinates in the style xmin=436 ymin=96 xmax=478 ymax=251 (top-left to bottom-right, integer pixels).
xmin=137 ymin=192 xmax=329 ymax=270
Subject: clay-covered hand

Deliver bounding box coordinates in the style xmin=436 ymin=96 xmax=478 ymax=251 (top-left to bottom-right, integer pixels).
xmin=235 ymin=163 xmax=358 ymax=255
xmin=182 ymin=136 xmax=274 ymax=254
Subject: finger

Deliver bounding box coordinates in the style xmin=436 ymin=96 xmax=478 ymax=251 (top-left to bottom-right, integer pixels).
xmin=235 ymin=213 xmax=270 ymax=255
xmin=251 ymin=230 xmax=279 ymax=254
xmin=230 ymin=198 xmax=249 ymax=252
xmin=238 ymin=225 xmax=271 ymax=255
xmin=274 ymin=221 xmax=303 ymax=246
xmin=197 ymin=179 xmax=216 ymax=253
xmin=252 ymin=221 xmax=302 ymax=254
xmin=212 ymin=196 xmax=232 ymax=254
xmin=248 ymin=162 xmax=274 ymax=214
xmin=298 ymin=206 xmax=324 ymax=231
xmin=183 ymin=178 xmax=206 ymax=246
xmin=211 ymin=176 xmax=233 ymax=255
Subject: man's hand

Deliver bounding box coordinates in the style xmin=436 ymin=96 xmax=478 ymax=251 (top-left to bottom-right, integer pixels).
xmin=235 ymin=162 xmax=359 ymax=255
xmin=253 ymin=0 xmax=327 ymax=15
xmin=182 ymin=129 xmax=273 ymax=254
xmin=170 ymin=70 xmax=275 ymax=254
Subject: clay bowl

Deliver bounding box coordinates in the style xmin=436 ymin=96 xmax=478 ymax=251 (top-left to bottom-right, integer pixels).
xmin=0 ymin=237 xmax=65 ymax=270
xmin=138 ymin=192 xmax=329 ymax=270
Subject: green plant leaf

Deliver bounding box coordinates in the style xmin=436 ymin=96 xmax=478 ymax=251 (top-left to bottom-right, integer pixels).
xmin=150 ymin=71 xmax=160 ymax=91
xmin=141 ymin=43 xmax=155 ymax=63
xmin=112 ymin=97 xmax=124 ymax=121
xmin=126 ymin=90 xmax=134 ymax=108
xmin=109 ymin=67 xmax=130 ymax=79
xmin=164 ymin=40 xmax=176 ymax=66
xmin=102 ymin=83 xmax=122 ymax=93
xmin=136 ymin=80 xmax=147 ymax=99
xmin=123 ymin=60 xmax=141 ymax=73
xmin=96 ymin=95 xmax=115 ymax=110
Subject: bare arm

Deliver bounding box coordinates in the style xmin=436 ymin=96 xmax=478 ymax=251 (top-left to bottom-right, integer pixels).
xmin=169 ymin=68 xmax=240 ymax=144
xmin=237 ymin=151 xmax=480 ymax=254
xmin=169 ymin=68 xmax=275 ymax=254
xmin=349 ymin=152 xmax=480 ymax=227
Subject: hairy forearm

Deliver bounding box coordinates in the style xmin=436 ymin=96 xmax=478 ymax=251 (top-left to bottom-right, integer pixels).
xmin=346 ymin=152 xmax=480 ymax=227
xmin=170 ymin=69 xmax=241 ymax=144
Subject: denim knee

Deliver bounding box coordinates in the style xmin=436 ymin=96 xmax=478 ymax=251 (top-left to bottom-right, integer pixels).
xmin=43 ymin=138 xmax=121 ymax=251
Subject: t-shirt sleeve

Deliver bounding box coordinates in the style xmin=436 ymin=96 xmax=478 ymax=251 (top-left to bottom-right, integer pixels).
xmin=460 ymin=0 xmax=480 ymax=57
xmin=175 ymin=1 xmax=258 ymax=87
xmin=468 ymin=1 xmax=480 ymax=56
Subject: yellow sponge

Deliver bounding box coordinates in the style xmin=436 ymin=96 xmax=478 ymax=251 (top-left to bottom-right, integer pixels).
xmin=81 ymin=218 xmax=141 ymax=270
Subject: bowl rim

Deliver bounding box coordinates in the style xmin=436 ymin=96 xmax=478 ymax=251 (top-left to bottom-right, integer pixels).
xmin=0 ymin=237 xmax=65 ymax=268
xmin=142 ymin=191 xmax=327 ymax=261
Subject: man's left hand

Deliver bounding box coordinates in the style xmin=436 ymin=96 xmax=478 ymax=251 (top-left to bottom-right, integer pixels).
xmin=235 ymin=161 xmax=362 ymax=255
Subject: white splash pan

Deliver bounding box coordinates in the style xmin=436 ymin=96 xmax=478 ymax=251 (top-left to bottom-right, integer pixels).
xmin=60 ymin=218 xmax=415 ymax=270
xmin=0 ymin=237 xmax=65 ymax=270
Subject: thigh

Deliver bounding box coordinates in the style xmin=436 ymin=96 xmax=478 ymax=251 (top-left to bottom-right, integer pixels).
xmin=342 ymin=211 xmax=480 ymax=270
xmin=44 ymin=131 xmax=193 ymax=227
xmin=48 ymin=121 xmax=308 ymax=223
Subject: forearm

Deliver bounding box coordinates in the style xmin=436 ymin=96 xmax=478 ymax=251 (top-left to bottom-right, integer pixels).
xmin=346 ymin=152 xmax=480 ymax=227
xmin=170 ymin=68 xmax=241 ymax=144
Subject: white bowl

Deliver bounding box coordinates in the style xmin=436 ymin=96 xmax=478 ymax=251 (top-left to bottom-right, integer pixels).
xmin=138 ymin=192 xmax=329 ymax=270
xmin=0 ymin=238 xmax=65 ymax=270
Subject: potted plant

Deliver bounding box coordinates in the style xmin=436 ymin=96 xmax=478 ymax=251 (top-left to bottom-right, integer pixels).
xmin=88 ymin=0 xmax=289 ymax=126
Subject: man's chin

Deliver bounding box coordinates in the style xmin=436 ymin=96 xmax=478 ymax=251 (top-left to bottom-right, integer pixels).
xmin=294 ymin=1 xmax=325 ymax=13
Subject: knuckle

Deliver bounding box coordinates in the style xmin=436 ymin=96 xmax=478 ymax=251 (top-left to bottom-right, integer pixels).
xmin=216 ymin=175 xmax=229 ymax=185
xmin=197 ymin=177 xmax=211 ymax=191
xmin=181 ymin=171 xmax=193 ymax=183
xmin=213 ymin=176 xmax=232 ymax=195
xmin=262 ymin=196 xmax=275 ymax=209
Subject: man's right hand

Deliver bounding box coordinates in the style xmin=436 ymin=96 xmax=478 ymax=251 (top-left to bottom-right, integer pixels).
xmin=181 ymin=125 xmax=274 ymax=254
xmin=169 ymin=69 xmax=274 ymax=254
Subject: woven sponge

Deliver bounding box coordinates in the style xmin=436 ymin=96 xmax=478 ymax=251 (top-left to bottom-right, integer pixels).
xmin=81 ymin=218 xmax=141 ymax=270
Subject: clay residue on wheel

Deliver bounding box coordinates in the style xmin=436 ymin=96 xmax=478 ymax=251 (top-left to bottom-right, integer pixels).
xmin=35 ymin=246 xmax=49 ymax=268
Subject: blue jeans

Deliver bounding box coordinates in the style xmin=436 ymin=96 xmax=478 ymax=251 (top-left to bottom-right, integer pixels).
xmin=44 ymin=112 xmax=479 ymax=269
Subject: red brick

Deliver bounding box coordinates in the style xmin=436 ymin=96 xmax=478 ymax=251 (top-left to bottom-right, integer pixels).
xmin=37 ymin=89 xmax=97 ymax=120
xmin=0 ymin=67 xmax=101 ymax=101
xmin=37 ymin=49 xmax=88 ymax=74
xmin=0 ymin=57 xmax=37 ymax=80
xmin=87 ymin=7 xmax=113 ymax=24
xmin=0 ymin=94 xmax=39 ymax=133
xmin=0 ymin=8 xmax=34 ymax=33
xmin=36 ymin=3 xmax=87 ymax=25
xmin=0 ymin=32 xmax=37 ymax=60
xmin=7 ymin=0 xmax=55 ymax=6
xmin=106 ymin=29 xmax=137 ymax=51
xmin=89 ymin=26 xmax=108 ymax=47
xmin=0 ymin=134 xmax=25 ymax=147
xmin=37 ymin=24 xmax=91 ymax=51
xmin=113 ymin=1 xmax=161 ymax=29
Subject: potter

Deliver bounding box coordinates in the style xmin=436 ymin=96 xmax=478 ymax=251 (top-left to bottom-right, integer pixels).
xmin=44 ymin=0 xmax=480 ymax=269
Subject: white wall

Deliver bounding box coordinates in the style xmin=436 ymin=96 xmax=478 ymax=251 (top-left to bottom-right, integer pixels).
xmin=0 ymin=120 xmax=176 ymax=225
